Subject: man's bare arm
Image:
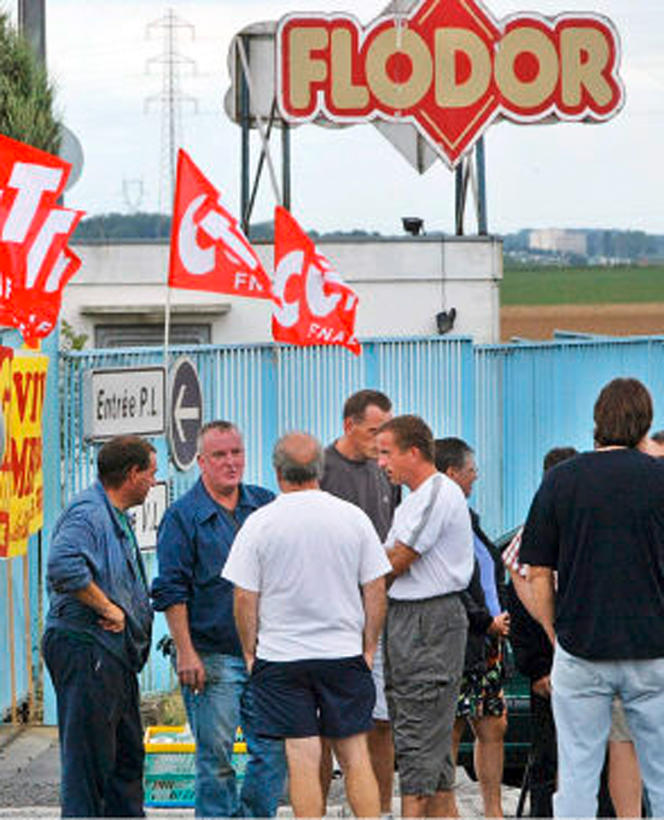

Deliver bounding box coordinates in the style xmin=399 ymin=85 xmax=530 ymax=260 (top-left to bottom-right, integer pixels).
xmin=165 ymin=603 xmax=206 ymax=692
xmin=386 ymin=541 xmax=419 ymax=585
xmin=74 ymin=582 xmax=125 ymax=633
xmin=361 ymin=576 xmax=387 ymax=668
xmin=527 ymin=566 xmax=556 ymax=646
xmin=234 ymin=587 xmax=259 ymax=673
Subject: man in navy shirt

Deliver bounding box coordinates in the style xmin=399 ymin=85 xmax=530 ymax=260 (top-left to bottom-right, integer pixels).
xmin=44 ymin=435 xmax=156 ymax=817
xmin=152 ymin=421 xmax=286 ymax=818
xmin=520 ymin=378 xmax=664 ymax=817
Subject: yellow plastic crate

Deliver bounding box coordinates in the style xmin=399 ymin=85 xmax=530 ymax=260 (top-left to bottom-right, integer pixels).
xmin=144 ymin=725 xmax=247 ymax=807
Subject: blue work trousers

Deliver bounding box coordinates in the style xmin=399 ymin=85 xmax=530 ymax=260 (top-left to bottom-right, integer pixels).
xmin=43 ymin=629 xmax=145 ymax=817
xmin=179 ymin=652 xmax=286 ymax=818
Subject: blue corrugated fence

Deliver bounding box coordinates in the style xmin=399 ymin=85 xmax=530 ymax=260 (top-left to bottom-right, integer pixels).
xmin=4 ymin=332 xmax=664 ymax=721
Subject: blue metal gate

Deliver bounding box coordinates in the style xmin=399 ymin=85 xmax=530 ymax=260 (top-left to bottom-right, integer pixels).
xmin=5 ymin=331 xmax=664 ymax=722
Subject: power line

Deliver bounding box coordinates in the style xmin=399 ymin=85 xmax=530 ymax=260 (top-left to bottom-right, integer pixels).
xmin=144 ymin=8 xmax=198 ymax=211
xmin=122 ymin=178 xmax=144 ymax=212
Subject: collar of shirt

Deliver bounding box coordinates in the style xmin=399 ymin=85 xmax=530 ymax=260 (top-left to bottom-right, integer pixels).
xmin=190 ymin=478 xmax=272 ymax=527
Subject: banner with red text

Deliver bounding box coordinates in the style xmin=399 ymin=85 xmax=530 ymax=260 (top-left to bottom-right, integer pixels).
xmin=3 ymin=353 xmax=48 ymax=558
xmin=0 ymin=347 xmax=13 ymax=557
xmin=169 ymin=150 xmax=276 ymax=301
xmin=272 ymin=206 xmax=361 ymax=355
xmin=0 ymin=135 xmax=84 ymax=345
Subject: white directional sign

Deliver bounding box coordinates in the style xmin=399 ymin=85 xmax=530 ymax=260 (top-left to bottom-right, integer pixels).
xmin=168 ymin=357 xmax=203 ymax=471
xmin=83 ymin=366 xmax=166 ymax=440
xmin=130 ymin=482 xmax=167 ymax=550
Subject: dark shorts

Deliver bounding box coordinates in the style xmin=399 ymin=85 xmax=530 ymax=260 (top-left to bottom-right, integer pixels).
xmin=384 ymin=593 xmax=468 ymax=795
xmin=251 ymin=655 xmax=376 ymax=739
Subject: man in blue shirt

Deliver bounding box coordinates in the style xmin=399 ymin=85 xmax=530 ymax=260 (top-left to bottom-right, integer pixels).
xmin=152 ymin=420 xmax=286 ymax=818
xmin=43 ymin=435 xmax=157 ymax=817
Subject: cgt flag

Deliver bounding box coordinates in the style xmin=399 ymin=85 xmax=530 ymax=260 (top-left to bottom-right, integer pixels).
xmin=169 ymin=149 xmax=276 ymax=301
xmin=272 ymin=206 xmax=361 ymax=355
xmin=0 ymin=135 xmax=84 ymax=346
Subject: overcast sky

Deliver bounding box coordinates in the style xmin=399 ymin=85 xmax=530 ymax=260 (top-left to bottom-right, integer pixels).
xmin=21 ymin=0 xmax=664 ymax=235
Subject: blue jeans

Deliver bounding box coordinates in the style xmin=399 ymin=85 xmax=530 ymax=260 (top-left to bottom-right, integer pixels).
xmin=552 ymin=641 xmax=664 ymax=817
xmin=43 ymin=629 xmax=144 ymax=817
xmin=179 ymin=652 xmax=286 ymax=818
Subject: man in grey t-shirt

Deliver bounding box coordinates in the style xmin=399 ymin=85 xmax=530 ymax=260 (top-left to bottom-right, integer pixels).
xmin=321 ymin=389 xmax=399 ymax=814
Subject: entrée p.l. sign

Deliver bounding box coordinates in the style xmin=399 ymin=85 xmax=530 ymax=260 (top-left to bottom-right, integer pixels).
xmin=276 ymin=0 xmax=624 ymax=167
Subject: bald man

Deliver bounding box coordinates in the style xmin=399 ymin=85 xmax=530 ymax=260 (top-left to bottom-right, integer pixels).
xmin=223 ymin=432 xmax=391 ymax=818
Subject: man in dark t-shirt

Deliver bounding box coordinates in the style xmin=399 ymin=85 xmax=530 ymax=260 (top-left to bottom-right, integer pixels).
xmin=520 ymin=378 xmax=664 ymax=817
xmin=321 ymin=389 xmax=399 ymax=814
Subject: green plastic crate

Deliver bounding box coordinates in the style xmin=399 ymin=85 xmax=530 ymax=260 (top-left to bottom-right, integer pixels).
xmin=144 ymin=725 xmax=246 ymax=808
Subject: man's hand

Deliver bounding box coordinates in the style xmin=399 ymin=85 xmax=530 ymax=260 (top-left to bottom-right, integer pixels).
xmin=177 ymin=646 xmax=206 ymax=693
xmin=488 ymin=611 xmax=510 ymax=638
xmin=74 ymin=582 xmax=126 ymax=633
xmin=532 ymin=674 xmax=552 ymax=699
xmin=244 ymin=653 xmax=255 ymax=674
xmin=363 ymin=650 xmax=375 ymax=670
xmin=98 ymin=601 xmax=125 ymax=633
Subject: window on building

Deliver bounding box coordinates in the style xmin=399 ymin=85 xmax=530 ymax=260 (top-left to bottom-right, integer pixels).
xmin=94 ymin=323 xmax=211 ymax=348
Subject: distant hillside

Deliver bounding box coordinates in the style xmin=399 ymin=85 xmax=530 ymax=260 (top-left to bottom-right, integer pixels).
xmin=73 ymin=213 xmax=385 ymax=242
xmin=73 ymin=214 xmax=664 ymax=261
xmin=74 ymin=212 xmax=172 ymax=240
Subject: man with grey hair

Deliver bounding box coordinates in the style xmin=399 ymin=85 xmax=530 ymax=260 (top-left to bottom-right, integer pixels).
xmin=223 ymin=432 xmax=392 ymax=818
xmin=152 ymin=420 xmax=286 ymax=818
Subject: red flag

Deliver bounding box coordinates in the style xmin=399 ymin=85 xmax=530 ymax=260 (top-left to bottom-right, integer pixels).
xmin=272 ymin=206 xmax=361 ymax=355
xmin=0 ymin=135 xmax=84 ymax=346
xmin=169 ymin=150 xmax=275 ymax=301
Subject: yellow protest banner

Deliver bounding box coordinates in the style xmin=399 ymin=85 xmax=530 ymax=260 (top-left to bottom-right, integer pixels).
xmin=6 ymin=353 xmax=48 ymax=558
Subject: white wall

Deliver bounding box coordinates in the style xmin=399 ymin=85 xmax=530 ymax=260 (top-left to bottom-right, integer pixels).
xmin=64 ymin=236 xmax=503 ymax=346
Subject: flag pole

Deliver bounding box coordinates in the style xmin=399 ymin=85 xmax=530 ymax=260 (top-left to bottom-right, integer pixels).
xmin=236 ymin=38 xmax=282 ymax=205
xmin=164 ymin=153 xmax=178 ymax=380
xmin=164 ymin=280 xmax=172 ymax=370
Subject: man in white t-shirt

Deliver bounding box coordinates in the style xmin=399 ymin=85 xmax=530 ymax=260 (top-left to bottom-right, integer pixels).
xmin=377 ymin=415 xmax=473 ymax=818
xmin=222 ymin=432 xmax=392 ymax=819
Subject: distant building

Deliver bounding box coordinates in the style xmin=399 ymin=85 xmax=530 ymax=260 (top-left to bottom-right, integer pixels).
xmin=529 ymin=229 xmax=587 ymax=257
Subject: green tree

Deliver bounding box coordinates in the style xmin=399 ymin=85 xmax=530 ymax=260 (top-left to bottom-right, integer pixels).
xmin=0 ymin=11 xmax=60 ymax=153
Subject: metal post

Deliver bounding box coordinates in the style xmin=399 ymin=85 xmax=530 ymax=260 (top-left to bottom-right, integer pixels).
xmin=455 ymin=163 xmax=465 ymax=236
xmin=18 ymin=0 xmax=45 ymax=64
xmin=239 ymin=37 xmax=251 ymax=237
xmin=476 ymin=136 xmax=488 ymax=235
xmin=282 ymin=121 xmax=291 ymax=211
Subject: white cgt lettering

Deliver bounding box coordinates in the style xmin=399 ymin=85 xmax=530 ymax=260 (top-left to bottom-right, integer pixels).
xmin=2 ymin=163 xmax=63 ymax=243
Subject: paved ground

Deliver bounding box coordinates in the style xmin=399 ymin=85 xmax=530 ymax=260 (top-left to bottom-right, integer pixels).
xmin=0 ymin=725 xmax=523 ymax=817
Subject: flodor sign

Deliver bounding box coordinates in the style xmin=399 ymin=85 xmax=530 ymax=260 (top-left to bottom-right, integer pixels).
xmin=277 ymin=0 xmax=623 ymax=166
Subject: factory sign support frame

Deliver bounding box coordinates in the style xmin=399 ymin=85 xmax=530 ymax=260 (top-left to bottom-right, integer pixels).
xmin=168 ymin=357 xmax=203 ymax=472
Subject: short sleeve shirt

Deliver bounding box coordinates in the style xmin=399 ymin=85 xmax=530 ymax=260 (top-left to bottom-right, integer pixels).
xmin=519 ymin=449 xmax=664 ymax=660
xmin=321 ymin=444 xmax=399 ymax=541
xmin=386 ymin=472 xmax=474 ymax=601
xmin=222 ymin=489 xmax=392 ymax=661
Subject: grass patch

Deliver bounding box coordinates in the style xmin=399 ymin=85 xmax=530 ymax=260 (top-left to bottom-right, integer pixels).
xmin=141 ymin=689 xmax=187 ymax=727
xmin=502 ymin=265 xmax=664 ymax=306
